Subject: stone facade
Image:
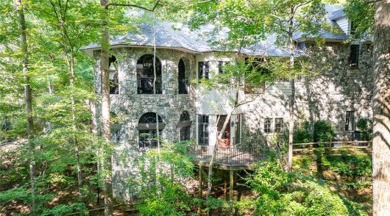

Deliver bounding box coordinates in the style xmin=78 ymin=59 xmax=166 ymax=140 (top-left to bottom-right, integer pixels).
xmin=92 ymin=40 xmax=373 ymax=199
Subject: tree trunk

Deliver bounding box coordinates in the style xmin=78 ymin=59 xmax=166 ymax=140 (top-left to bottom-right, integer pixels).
xmin=100 ymin=1 xmax=113 ymax=215
xmin=287 ymin=6 xmax=295 ymax=171
xmin=372 ymin=1 xmax=390 ymax=215
xmin=17 ymin=0 xmax=36 ymax=214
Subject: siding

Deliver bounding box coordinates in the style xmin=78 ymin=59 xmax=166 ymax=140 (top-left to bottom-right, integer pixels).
xmin=336 ymin=18 xmax=349 ymax=35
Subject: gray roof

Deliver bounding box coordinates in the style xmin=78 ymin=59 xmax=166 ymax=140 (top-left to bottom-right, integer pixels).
xmin=293 ymin=5 xmax=348 ymax=42
xmin=83 ymin=21 xmax=292 ymax=57
xmin=84 ymin=5 xmax=348 ymax=56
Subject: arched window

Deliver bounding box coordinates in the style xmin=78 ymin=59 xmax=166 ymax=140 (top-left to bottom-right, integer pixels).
xmin=138 ymin=112 xmax=165 ymax=148
xmin=178 ymin=111 xmax=191 ymax=141
xmin=109 ymin=56 xmax=119 ymax=94
xmin=178 ymin=58 xmax=188 ymax=94
xmin=137 ymin=54 xmax=162 ymax=94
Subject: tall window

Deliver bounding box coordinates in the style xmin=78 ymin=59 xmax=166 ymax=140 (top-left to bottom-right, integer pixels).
xmin=198 ymin=62 xmax=209 ymax=82
xmin=264 ymin=118 xmax=271 ymax=133
xmin=198 ymin=115 xmax=209 ymax=145
xmin=138 ymin=112 xmax=165 ymax=148
xmin=274 ymin=118 xmax=283 ymax=133
xmin=178 ymin=111 xmax=191 ymax=141
xmin=235 ymin=114 xmax=242 ymax=145
xmin=109 ymin=56 xmax=119 ymax=94
xmin=349 ymin=45 xmax=359 ymax=68
xmin=137 ymin=54 xmax=162 ymax=94
xmin=178 ymin=59 xmax=188 ymax=94
xmin=345 ymin=111 xmax=355 ymax=131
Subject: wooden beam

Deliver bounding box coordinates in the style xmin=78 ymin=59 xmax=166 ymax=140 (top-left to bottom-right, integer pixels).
xmin=198 ymin=165 xmax=202 ymax=199
xmin=229 ymin=170 xmax=234 ymax=201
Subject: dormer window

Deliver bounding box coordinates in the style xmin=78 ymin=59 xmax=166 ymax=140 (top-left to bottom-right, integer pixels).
xmin=349 ymin=45 xmax=359 ymax=68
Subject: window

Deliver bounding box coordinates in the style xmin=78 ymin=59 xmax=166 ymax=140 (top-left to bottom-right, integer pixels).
xmin=244 ymin=58 xmax=271 ymax=94
xmin=217 ymin=115 xmax=231 ymax=148
xmin=138 ymin=112 xmax=165 ymax=148
xmin=234 ymin=114 xmax=242 ymax=145
xmin=345 ymin=111 xmax=355 ymax=131
xmin=178 ymin=59 xmax=188 ymax=94
xmin=198 ymin=62 xmax=209 ymax=82
xmin=349 ymin=45 xmax=359 ymax=68
xmin=274 ymin=118 xmax=283 ymax=133
xmin=109 ymin=56 xmax=119 ymax=94
xmin=198 ymin=115 xmax=209 ymax=145
xmin=137 ymin=54 xmax=162 ymax=94
xmin=264 ymin=118 xmax=271 ymax=133
xmin=218 ymin=61 xmax=229 ymax=74
xmin=178 ymin=111 xmax=191 ymax=141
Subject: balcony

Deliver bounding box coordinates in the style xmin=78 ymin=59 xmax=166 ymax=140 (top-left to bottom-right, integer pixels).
xmin=188 ymin=145 xmax=265 ymax=170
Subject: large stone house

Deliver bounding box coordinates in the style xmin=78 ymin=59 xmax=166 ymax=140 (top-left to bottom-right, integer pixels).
xmin=83 ymin=5 xmax=373 ymax=199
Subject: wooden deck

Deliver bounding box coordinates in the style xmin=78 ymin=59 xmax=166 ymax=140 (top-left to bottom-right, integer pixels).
xmin=188 ymin=145 xmax=266 ymax=170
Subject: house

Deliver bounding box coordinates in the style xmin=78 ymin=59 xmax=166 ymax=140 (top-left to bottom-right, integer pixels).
xmin=83 ymin=5 xmax=373 ymax=199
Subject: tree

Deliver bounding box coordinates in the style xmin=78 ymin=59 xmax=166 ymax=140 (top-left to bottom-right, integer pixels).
xmin=372 ymin=1 xmax=390 ymax=215
xmin=16 ymin=0 xmax=36 ymax=214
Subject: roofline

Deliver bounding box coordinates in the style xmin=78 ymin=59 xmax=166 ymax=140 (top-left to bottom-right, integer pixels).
xmin=82 ymin=44 xmax=293 ymax=58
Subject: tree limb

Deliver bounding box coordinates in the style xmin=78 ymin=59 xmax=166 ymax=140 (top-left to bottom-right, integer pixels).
xmin=106 ymin=0 xmax=160 ymax=11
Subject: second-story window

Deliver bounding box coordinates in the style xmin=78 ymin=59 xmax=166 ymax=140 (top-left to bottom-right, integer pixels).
xmin=245 ymin=58 xmax=271 ymax=94
xmin=349 ymin=45 xmax=359 ymax=68
xmin=218 ymin=61 xmax=230 ymax=74
xmin=198 ymin=61 xmax=209 ymax=82
xmin=109 ymin=56 xmax=119 ymax=94
xmin=137 ymin=54 xmax=162 ymax=94
xmin=178 ymin=58 xmax=188 ymax=94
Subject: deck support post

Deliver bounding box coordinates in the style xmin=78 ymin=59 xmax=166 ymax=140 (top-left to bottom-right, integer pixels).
xmin=229 ymin=170 xmax=234 ymax=201
xmin=198 ymin=165 xmax=202 ymax=199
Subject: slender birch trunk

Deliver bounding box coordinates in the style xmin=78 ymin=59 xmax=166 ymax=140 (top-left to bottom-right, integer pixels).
xmin=287 ymin=6 xmax=296 ymax=171
xmin=100 ymin=1 xmax=113 ymax=215
xmin=17 ymin=0 xmax=36 ymax=214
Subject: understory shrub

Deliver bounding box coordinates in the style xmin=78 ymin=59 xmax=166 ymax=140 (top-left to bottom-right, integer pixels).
xmin=239 ymin=161 xmax=349 ymax=216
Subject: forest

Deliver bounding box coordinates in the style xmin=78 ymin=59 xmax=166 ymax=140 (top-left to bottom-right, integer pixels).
xmin=0 ymin=0 xmax=389 ymax=215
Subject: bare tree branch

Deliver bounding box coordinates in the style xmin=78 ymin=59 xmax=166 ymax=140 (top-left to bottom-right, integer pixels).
xmin=106 ymin=0 xmax=160 ymax=11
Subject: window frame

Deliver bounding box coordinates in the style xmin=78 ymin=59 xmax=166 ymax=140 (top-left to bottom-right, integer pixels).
xmin=198 ymin=61 xmax=209 ymax=82
xmin=264 ymin=118 xmax=272 ymax=133
xmin=274 ymin=118 xmax=283 ymax=133
xmin=198 ymin=115 xmax=209 ymax=145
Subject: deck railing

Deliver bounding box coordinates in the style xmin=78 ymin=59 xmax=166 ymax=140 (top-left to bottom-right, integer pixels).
xmin=188 ymin=145 xmax=264 ymax=166
xmin=293 ymin=140 xmax=372 ymax=152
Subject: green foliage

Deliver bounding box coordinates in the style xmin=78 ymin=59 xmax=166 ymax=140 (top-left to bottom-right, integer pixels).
xmin=326 ymin=154 xmax=371 ymax=177
xmin=294 ymin=120 xmax=336 ymax=143
xmin=241 ymin=161 xmax=349 ymax=215
xmin=135 ymin=141 xmax=195 ymax=215
xmin=41 ymin=203 xmax=88 ymax=216
xmin=344 ymin=0 xmax=375 ymax=38
xmin=313 ymin=120 xmax=336 ymax=142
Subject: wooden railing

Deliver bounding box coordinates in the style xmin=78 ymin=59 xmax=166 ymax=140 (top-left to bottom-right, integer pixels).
xmin=293 ymin=140 xmax=372 ymax=152
xmin=188 ymin=145 xmax=264 ymax=166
